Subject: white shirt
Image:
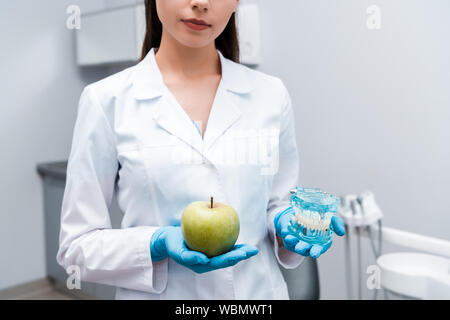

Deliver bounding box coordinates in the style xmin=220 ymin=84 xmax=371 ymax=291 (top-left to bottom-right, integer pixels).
xmin=57 ymin=47 xmax=304 ymax=300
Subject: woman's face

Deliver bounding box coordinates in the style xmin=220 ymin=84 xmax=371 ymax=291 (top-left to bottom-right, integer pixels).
xmin=155 ymin=0 xmax=239 ymax=48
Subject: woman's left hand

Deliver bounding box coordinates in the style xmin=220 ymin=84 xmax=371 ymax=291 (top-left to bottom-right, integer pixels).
xmin=274 ymin=207 xmax=346 ymax=258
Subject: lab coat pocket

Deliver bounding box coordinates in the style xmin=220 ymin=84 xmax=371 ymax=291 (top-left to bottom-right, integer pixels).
xmin=223 ymin=127 xmax=280 ymax=177
xmin=256 ymin=127 xmax=280 ymax=177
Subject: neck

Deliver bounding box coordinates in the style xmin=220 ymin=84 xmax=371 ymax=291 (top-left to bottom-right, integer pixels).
xmin=155 ymin=29 xmax=221 ymax=80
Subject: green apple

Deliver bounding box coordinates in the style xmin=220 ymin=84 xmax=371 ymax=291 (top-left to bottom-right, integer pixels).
xmin=181 ymin=197 xmax=240 ymax=258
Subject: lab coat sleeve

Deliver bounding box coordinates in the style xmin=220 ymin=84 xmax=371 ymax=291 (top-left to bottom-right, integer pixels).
xmin=56 ymin=86 xmax=167 ymax=294
xmin=266 ymin=80 xmax=305 ymax=269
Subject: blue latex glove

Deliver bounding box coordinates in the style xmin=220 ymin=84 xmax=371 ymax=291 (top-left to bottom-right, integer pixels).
xmin=150 ymin=226 xmax=259 ymax=273
xmin=274 ymin=207 xmax=345 ymax=259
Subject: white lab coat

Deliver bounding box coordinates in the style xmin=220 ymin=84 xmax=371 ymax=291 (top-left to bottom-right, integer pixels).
xmin=57 ymin=47 xmax=304 ymax=300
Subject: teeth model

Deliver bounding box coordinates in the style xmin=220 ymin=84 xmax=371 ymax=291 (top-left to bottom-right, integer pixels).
xmin=288 ymin=187 xmax=340 ymax=246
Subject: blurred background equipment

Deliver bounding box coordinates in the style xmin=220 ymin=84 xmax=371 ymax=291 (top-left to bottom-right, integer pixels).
xmin=337 ymin=191 xmax=450 ymax=300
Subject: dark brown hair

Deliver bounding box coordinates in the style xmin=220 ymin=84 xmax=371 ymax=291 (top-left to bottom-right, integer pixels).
xmin=139 ymin=0 xmax=240 ymax=63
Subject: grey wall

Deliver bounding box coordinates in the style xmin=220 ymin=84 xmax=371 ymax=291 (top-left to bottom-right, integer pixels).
xmin=0 ymin=0 xmax=109 ymax=290
xmin=256 ymin=0 xmax=450 ymax=299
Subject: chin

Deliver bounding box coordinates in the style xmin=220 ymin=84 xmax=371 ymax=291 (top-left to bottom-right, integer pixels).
xmin=179 ymin=38 xmax=213 ymax=49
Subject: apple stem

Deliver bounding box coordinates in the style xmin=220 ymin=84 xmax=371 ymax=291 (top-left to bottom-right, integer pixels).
xmin=211 ymin=196 xmax=213 ymax=209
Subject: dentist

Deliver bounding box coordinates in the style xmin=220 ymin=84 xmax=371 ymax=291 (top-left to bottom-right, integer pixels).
xmin=57 ymin=0 xmax=345 ymax=300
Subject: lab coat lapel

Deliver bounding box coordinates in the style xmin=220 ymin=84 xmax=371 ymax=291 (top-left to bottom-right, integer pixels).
xmin=131 ymin=47 xmax=253 ymax=158
xmin=132 ymin=47 xmax=203 ymax=154
xmin=202 ymin=81 xmax=241 ymax=151
xmin=152 ymin=95 xmax=204 ymax=154
xmin=203 ymin=49 xmax=253 ymax=151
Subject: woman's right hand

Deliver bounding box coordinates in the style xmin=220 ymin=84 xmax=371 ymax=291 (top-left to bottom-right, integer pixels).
xmin=150 ymin=226 xmax=258 ymax=273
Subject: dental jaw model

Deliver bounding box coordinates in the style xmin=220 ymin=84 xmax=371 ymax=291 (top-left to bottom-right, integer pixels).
xmin=288 ymin=187 xmax=340 ymax=246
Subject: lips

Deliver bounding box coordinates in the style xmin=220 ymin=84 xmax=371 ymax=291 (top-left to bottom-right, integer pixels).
xmin=182 ymin=18 xmax=210 ymax=26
